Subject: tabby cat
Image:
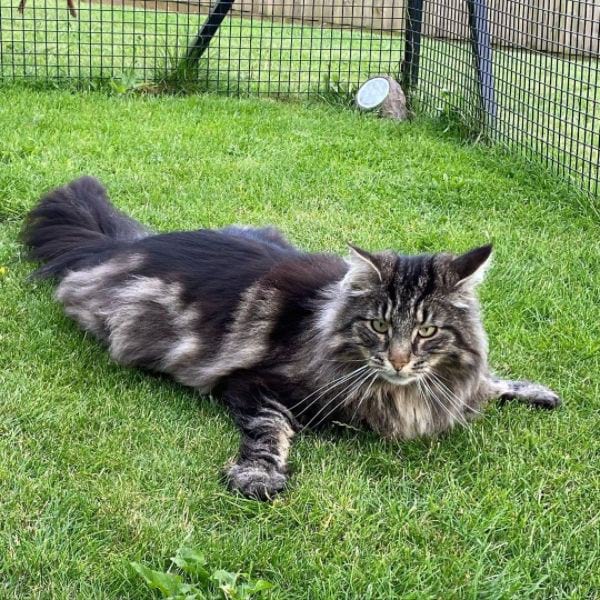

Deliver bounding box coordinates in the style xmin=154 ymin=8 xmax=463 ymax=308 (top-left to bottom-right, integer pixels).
xmin=22 ymin=177 xmax=560 ymax=500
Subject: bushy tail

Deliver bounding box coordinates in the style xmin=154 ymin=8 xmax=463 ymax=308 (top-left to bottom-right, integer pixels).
xmin=21 ymin=176 xmax=148 ymax=279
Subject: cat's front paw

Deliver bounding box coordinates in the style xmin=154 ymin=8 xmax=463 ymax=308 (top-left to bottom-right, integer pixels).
xmin=501 ymin=380 xmax=561 ymax=410
xmin=225 ymin=462 xmax=288 ymax=501
xmin=526 ymin=385 xmax=561 ymax=409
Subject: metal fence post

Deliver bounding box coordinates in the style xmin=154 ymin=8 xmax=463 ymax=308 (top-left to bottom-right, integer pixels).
xmin=402 ymin=0 xmax=425 ymax=90
xmin=465 ymin=0 xmax=497 ymax=126
xmin=182 ymin=0 xmax=235 ymax=71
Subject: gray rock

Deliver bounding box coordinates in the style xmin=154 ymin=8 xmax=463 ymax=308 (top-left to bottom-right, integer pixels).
xmin=379 ymin=76 xmax=409 ymax=121
xmin=355 ymin=76 xmax=409 ymax=121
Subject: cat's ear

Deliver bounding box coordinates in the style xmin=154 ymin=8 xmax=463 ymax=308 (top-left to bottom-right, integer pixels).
xmin=343 ymin=243 xmax=382 ymax=290
xmin=452 ymin=244 xmax=492 ymax=288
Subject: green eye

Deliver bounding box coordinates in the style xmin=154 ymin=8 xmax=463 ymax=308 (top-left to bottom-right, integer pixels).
xmin=370 ymin=319 xmax=389 ymax=334
xmin=418 ymin=325 xmax=438 ymax=338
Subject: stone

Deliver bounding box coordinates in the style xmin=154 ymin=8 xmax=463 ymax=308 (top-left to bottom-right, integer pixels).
xmin=355 ymin=76 xmax=409 ymax=121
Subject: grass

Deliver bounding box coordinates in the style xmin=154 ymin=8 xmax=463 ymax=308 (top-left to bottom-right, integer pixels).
xmin=0 ymin=84 xmax=599 ymax=598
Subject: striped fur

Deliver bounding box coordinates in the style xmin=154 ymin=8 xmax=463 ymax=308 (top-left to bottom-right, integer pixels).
xmin=22 ymin=177 xmax=561 ymax=499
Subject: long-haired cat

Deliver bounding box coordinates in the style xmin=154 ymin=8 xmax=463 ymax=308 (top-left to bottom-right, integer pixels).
xmin=22 ymin=177 xmax=560 ymax=500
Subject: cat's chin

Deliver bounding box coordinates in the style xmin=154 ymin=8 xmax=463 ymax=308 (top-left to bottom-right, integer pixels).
xmin=378 ymin=372 xmax=418 ymax=386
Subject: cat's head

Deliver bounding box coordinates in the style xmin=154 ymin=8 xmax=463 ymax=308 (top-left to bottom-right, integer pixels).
xmin=325 ymin=244 xmax=492 ymax=386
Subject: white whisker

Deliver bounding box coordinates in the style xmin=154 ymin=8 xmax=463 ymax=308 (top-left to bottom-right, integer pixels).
xmin=303 ymin=369 xmax=372 ymax=430
xmin=304 ymin=369 xmax=375 ymax=431
xmin=419 ymin=378 xmax=444 ymax=424
xmin=428 ymin=373 xmax=473 ymax=421
xmin=416 ymin=379 xmax=434 ymax=427
xmin=291 ymin=365 xmax=369 ymax=415
xmin=423 ymin=374 xmax=467 ymax=428
xmin=348 ymin=371 xmax=379 ymax=425
xmin=435 ymin=372 xmax=483 ymax=418
xmin=425 ymin=374 xmax=479 ymax=439
xmin=428 ymin=378 xmax=466 ymax=425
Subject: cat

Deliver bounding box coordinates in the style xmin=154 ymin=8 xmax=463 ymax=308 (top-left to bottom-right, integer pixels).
xmin=21 ymin=176 xmax=561 ymax=500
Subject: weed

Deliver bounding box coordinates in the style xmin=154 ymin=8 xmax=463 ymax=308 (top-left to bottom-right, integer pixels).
xmin=131 ymin=547 xmax=273 ymax=600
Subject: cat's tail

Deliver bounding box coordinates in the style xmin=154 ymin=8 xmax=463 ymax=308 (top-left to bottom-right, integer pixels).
xmin=21 ymin=176 xmax=149 ymax=279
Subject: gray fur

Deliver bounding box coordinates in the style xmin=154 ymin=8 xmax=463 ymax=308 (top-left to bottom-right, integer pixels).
xmin=226 ymin=404 xmax=295 ymax=500
xmin=52 ymin=240 xmax=560 ymax=497
xmin=25 ymin=178 xmax=561 ymax=500
xmin=52 ymin=241 xmax=561 ymax=497
xmin=486 ymin=378 xmax=561 ymax=409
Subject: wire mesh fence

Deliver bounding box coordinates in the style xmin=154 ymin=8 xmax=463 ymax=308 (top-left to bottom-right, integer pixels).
xmin=0 ymin=0 xmax=404 ymax=96
xmin=0 ymin=0 xmax=598 ymax=195
xmin=408 ymin=0 xmax=599 ymax=197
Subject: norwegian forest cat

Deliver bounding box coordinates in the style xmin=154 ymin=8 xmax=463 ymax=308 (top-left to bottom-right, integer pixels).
xmin=22 ymin=177 xmax=560 ymax=500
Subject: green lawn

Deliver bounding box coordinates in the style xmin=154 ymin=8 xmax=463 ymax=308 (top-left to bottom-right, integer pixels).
xmin=0 ymin=85 xmax=599 ymax=598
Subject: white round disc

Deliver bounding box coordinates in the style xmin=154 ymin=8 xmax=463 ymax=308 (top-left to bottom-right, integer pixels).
xmin=356 ymin=77 xmax=390 ymax=110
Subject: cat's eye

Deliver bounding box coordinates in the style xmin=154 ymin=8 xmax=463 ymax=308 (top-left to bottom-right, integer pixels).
xmin=370 ymin=319 xmax=389 ymax=334
xmin=417 ymin=325 xmax=438 ymax=338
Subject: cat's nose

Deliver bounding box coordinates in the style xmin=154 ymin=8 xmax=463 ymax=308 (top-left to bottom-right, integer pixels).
xmin=389 ymin=351 xmax=410 ymax=371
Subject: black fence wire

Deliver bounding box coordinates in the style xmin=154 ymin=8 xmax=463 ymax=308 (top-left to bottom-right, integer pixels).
xmin=0 ymin=0 xmax=598 ymax=196
xmin=407 ymin=0 xmax=599 ymax=197
xmin=0 ymin=0 xmax=404 ymax=96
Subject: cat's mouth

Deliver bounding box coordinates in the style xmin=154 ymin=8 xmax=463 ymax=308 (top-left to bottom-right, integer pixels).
xmin=366 ymin=358 xmax=420 ymax=386
xmin=377 ymin=371 xmax=419 ymax=386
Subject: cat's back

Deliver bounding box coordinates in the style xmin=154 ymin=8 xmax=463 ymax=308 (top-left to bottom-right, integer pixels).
xmin=132 ymin=227 xmax=299 ymax=298
xmin=53 ymin=225 xmax=298 ymax=373
xmin=86 ymin=226 xmax=302 ymax=336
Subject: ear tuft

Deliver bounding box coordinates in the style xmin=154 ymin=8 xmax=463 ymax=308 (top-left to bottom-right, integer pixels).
xmin=347 ymin=243 xmax=382 ymax=283
xmin=452 ymin=244 xmax=492 ymax=288
xmin=342 ymin=243 xmax=382 ymax=290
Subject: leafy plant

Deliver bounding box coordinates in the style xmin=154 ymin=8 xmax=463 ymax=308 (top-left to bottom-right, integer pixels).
xmin=317 ymin=71 xmax=358 ymax=108
xmin=434 ymin=86 xmax=487 ymax=142
xmin=130 ymin=547 xmax=274 ymax=600
xmin=109 ymin=70 xmax=143 ymax=95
